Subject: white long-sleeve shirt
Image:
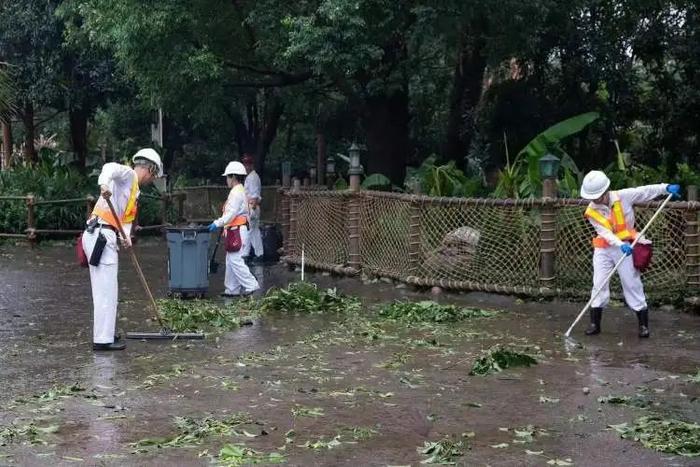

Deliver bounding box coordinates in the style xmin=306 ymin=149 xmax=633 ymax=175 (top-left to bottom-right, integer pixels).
xmin=586 ymin=183 xmax=668 ymax=247
xmin=94 ymin=163 xmax=140 ymax=237
xmin=244 ymin=170 xmax=262 ymax=202
xmin=213 ymin=184 xmax=248 ymax=228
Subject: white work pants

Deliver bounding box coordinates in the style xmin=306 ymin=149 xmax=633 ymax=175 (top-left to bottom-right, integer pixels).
xmin=591 ymin=246 xmax=647 ymax=311
xmin=82 ymin=227 xmax=120 ymax=344
xmin=242 ymin=207 xmax=264 ymax=258
xmin=225 ymin=226 xmax=260 ymax=295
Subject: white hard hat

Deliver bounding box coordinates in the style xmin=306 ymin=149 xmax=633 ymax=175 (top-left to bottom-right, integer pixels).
xmin=132 ymin=148 xmax=164 ymax=177
xmin=580 ymin=170 xmax=610 ymax=200
xmin=222 ymin=161 xmax=247 ymax=176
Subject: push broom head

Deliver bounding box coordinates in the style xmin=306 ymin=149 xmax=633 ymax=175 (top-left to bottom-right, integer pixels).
xmin=126 ymin=328 xmax=205 ymax=340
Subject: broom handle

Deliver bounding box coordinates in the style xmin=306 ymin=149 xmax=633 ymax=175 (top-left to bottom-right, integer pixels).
xmin=564 ymin=193 xmax=674 ymax=337
xmin=104 ymin=196 xmax=165 ymax=327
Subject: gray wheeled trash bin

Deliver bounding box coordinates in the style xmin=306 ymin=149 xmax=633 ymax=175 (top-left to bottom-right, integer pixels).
xmin=166 ymin=226 xmax=211 ymax=298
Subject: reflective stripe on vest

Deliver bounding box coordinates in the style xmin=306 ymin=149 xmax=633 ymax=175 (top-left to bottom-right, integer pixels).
xmin=584 ymin=191 xmax=637 ymax=248
xmin=91 ymin=172 xmax=139 ymax=228
xmin=224 ymin=185 xmax=248 ymax=228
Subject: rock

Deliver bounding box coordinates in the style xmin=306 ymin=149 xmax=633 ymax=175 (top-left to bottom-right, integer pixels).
xmin=582 ymin=387 xmax=590 ymax=395
xmin=659 ymin=304 xmax=675 ymax=313
xmin=395 ymin=283 xmax=407 ymax=289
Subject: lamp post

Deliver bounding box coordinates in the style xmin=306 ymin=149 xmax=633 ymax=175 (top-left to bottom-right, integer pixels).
xmin=539 ymin=154 xmax=560 ymax=198
xmin=309 ymin=165 xmax=317 ymax=186
xmin=326 ymin=156 xmax=336 ymax=189
xmin=282 ymin=161 xmax=292 ymax=188
xmin=538 ymin=153 xmax=560 ymax=285
xmin=348 ymin=143 xmax=362 ymax=192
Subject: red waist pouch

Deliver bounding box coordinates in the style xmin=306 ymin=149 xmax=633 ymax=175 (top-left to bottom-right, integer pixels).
xmin=633 ymin=243 xmax=653 ymax=272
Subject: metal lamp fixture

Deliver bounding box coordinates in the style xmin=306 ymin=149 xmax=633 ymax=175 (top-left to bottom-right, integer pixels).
xmin=348 ymin=143 xmax=362 ymax=175
xmin=326 ymin=156 xmax=336 ymax=175
xmin=539 ymin=153 xmax=560 ymax=179
xmin=281 ymin=161 xmax=292 ymax=178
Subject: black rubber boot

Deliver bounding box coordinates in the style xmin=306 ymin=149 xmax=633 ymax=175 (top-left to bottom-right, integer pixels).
xmin=585 ymin=307 xmax=602 ymax=335
xmin=93 ymin=341 xmax=126 ymax=351
xmin=636 ymin=309 xmax=650 ymax=338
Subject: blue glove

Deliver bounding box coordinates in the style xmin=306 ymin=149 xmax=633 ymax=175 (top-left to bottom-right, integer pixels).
xmin=207 ymin=222 xmax=218 ymax=232
xmin=620 ymin=243 xmax=633 ymax=256
xmin=666 ymin=184 xmax=681 ymax=199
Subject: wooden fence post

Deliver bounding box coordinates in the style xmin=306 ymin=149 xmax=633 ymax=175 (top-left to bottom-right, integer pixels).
xmin=281 ymin=188 xmax=290 ymax=255
xmin=347 ymin=176 xmax=361 ymax=271
xmin=685 ymin=185 xmax=699 ymax=289
xmin=177 ymin=193 xmax=185 ymax=222
xmin=287 ymin=179 xmax=301 ymax=259
xmin=539 ymin=179 xmax=557 ymax=285
xmin=26 ymin=194 xmax=36 ymax=245
xmin=407 ymin=198 xmax=422 ymax=274
xmin=160 ymin=193 xmax=169 ymax=226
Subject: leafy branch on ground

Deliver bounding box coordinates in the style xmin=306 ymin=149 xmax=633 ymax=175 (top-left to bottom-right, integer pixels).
xmin=378 ymin=301 xmax=497 ymax=324
xmin=609 ymin=416 xmax=700 ymax=457
xmin=131 ymin=413 xmax=253 ymax=451
xmin=158 ymin=299 xmax=247 ymax=332
xmin=0 ymin=423 xmax=59 ymax=446
xmin=419 ymin=437 xmax=466 ymax=464
xmin=216 ymin=443 xmax=285 ymax=466
xmin=598 ymin=395 xmax=652 ymax=409
xmin=470 ymin=346 xmax=537 ymax=376
xmin=260 ymin=282 xmax=360 ymax=314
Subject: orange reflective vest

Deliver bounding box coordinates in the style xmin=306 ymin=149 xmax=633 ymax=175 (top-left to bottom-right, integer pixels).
xmin=223 ymin=185 xmax=248 ymax=228
xmin=91 ymin=173 xmax=139 ymax=228
xmin=584 ymin=191 xmax=637 ymax=248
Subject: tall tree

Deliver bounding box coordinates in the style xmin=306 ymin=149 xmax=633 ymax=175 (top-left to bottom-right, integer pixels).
xmin=0 ymin=0 xmax=63 ymax=164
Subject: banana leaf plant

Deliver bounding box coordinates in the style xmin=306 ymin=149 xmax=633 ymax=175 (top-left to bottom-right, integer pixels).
xmin=494 ymin=112 xmax=599 ymax=198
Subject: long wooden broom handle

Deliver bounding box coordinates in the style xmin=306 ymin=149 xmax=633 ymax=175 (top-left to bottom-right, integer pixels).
xmin=104 ymin=196 xmax=165 ymax=327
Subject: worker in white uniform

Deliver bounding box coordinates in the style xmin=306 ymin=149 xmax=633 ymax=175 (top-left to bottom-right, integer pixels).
xmin=208 ymin=161 xmax=260 ymax=297
xmin=82 ymin=148 xmax=163 ymax=351
xmin=580 ymin=170 xmax=681 ymax=338
xmin=241 ymin=154 xmax=264 ymax=262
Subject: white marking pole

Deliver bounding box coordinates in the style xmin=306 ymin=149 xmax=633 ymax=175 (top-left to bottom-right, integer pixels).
xmin=301 ymin=243 xmax=305 ymax=281
xmin=564 ymin=193 xmax=674 ymax=337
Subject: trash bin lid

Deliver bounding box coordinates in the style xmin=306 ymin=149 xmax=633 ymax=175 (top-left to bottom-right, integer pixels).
xmin=166 ymin=225 xmax=211 ymax=234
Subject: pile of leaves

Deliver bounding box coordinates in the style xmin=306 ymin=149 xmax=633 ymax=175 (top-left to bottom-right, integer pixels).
xmin=609 ymin=416 xmax=700 ymax=457
xmin=217 ymin=444 xmax=285 ymax=466
xmin=470 ymin=346 xmax=537 ymax=376
xmin=418 ymin=438 xmax=465 ymax=464
xmin=158 ymin=299 xmax=244 ymax=332
xmin=260 ymin=282 xmax=360 ymax=314
xmin=378 ymin=300 xmax=497 ymax=324
xmin=132 ymin=413 xmax=253 ymax=450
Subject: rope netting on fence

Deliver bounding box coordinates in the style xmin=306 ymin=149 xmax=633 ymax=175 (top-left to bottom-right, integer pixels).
xmin=289 ymin=192 xmax=349 ymax=265
xmin=283 ymin=189 xmax=700 ymax=299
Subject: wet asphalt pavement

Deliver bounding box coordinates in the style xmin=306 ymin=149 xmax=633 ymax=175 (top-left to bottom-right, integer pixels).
xmin=0 ymin=240 xmax=699 ymax=466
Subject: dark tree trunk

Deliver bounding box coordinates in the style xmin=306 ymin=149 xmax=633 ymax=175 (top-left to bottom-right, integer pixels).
xmin=69 ymin=104 xmax=88 ymax=170
xmin=255 ymin=90 xmax=283 ymax=180
xmin=316 ymin=128 xmax=326 ymax=185
xmin=363 ymin=91 xmax=410 ymax=185
xmin=1 ymin=117 xmax=11 ymax=170
xmin=22 ymin=102 xmax=36 ymax=164
xmin=443 ymin=24 xmax=487 ymax=165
